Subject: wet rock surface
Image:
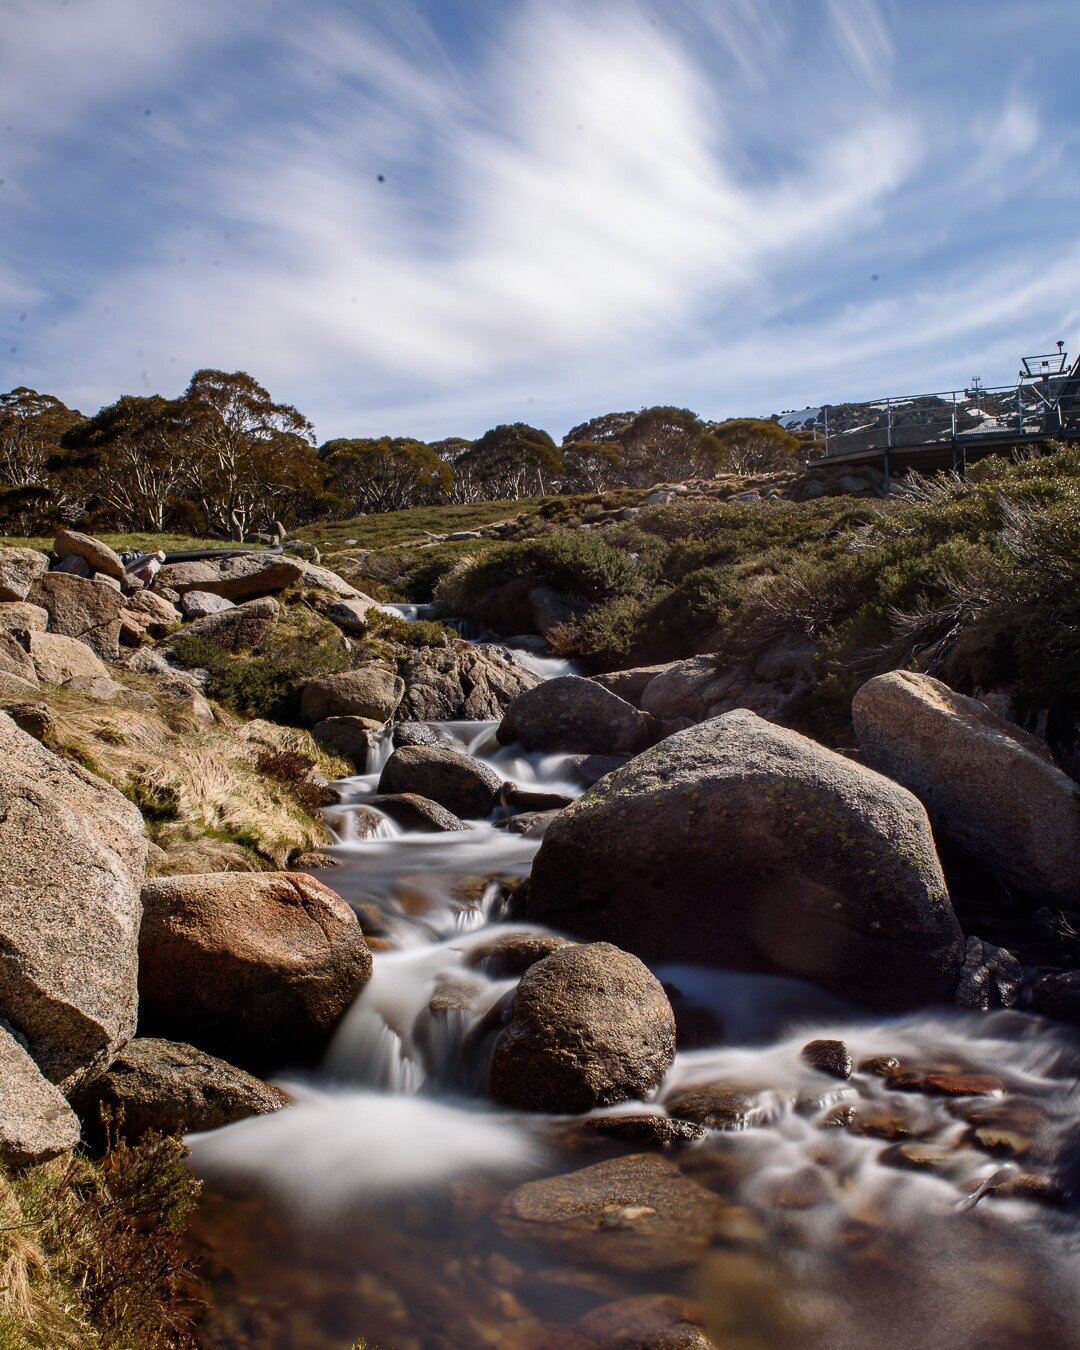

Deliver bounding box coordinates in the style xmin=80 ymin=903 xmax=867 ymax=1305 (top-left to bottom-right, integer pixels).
xmin=490 ymin=943 xmax=676 ymax=1113
xmin=496 ymin=1153 xmax=721 ymax=1271
xmin=365 ymin=791 xmax=469 ymax=832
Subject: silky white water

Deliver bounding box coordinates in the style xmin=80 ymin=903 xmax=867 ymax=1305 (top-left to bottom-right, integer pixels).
xmin=186 ymin=629 xmax=1080 ymax=1349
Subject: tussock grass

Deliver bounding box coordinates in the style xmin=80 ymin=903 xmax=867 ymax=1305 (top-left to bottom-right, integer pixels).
xmin=27 ymin=681 xmax=348 ymax=872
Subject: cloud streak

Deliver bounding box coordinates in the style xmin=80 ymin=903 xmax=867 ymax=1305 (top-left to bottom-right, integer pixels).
xmin=2 ymin=0 xmax=1078 ymax=439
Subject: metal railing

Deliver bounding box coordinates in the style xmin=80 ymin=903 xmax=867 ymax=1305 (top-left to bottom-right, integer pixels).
xmin=821 ymin=374 xmax=1077 ymax=461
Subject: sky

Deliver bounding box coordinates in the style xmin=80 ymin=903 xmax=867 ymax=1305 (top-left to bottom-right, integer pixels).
xmin=2 ymin=0 xmax=1079 ymax=443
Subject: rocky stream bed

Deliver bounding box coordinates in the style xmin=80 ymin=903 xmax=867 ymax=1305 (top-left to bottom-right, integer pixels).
xmin=181 ymin=632 xmax=1080 ymax=1350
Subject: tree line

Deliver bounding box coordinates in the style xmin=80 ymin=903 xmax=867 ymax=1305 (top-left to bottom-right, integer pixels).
xmin=0 ymin=369 xmax=804 ymax=538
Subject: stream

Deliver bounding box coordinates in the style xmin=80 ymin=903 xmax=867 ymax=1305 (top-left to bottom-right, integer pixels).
xmin=185 ymin=620 xmax=1080 ymax=1349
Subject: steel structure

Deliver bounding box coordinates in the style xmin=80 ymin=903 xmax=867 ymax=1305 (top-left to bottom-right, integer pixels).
xmin=816 ymin=342 xmax=1080 ymax=488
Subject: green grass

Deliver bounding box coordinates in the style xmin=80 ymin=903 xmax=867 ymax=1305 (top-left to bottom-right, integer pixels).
xmin=297 ymin=496 xmax=546 ymax=553
xmin=0 ymin=531 xmax=261 ymax=554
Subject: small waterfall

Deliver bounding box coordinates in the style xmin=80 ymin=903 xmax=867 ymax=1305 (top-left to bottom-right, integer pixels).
xmin=365 ymin=725 xmax=395 ymax=775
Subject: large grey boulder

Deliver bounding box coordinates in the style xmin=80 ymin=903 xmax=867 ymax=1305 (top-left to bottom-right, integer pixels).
xmin=174 ymin=596 xmax=278 ymax=652
xmin=25 ymin=630 xmax=110 ymax=685
xmin=0 ymin=714 xmax=146 ymax=1090
xmin=0 ymin=546 xmax=47 ymax=602
xmin=311 ymin=715 xmax=383 ymax=770
xmin=26 ymin=571 xmax=124 ymax=659
xmin=489 ymin=942 xmax=676 ymax=1113
xmin=53 ymin=528 xmax=126 ymax=580
xmin=378 ymin=745 xmax=502 ymax=818
xmin=527 ymin=710 xmax=963 ymax=1011
xmin=156 ymin=552 xmax=302 ymax=600
xmin=498 ymin=674 xmax=652 ymax=754
xmin=300 ymin=666 xmax=404 ymax=725
xmin=295 ymin=562 xmax=363 ymax=597
xmin=71 ymin=1037 xmax=289 ymax=1142
xmin=139 ymin=871 xmax=372 ymax=1071
xmin=397 ymin=644 xmax=538 ymax=722
xmin=853 ymin=671 xmax=1080 ymax=907
xmin=0 ymin=1026 xmax=80 ymax=1164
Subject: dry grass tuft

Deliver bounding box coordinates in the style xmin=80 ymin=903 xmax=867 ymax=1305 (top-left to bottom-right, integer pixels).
xmin=14 ymin=681 xmax=350 ymax=874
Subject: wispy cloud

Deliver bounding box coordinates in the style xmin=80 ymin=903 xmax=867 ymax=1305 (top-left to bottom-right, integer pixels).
xmin=2 ymin=0 xmax=1078 ymax=438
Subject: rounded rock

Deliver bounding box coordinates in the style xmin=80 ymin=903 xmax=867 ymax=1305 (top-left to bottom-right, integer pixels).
xmin=489 ymin=942 xmax=676 ymax=1113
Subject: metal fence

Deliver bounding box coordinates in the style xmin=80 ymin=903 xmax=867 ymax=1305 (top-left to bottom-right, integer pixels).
xmin=821 ymin=372 xmax=1079 ymax=460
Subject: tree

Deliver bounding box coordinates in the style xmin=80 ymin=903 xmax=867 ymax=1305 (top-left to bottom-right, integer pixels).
xmin=0 ymin=387 xmax=85 ymax=528
xmin=453 ymin=423 xmax=563 ymax=501
xmin=60 ymin=394 xmax=195 ymax=532
xmin=560 ymin=439 xmax=631 ymax=493
xmin=180 ymin=370 xmax=324 ymax=538
xmin=712 ymin=418 xmax=801 ymax=475
xmin=322 ymin=437 xmax=452 ymax=514
xmin=618 ymin=406 xmax=727 ymax=486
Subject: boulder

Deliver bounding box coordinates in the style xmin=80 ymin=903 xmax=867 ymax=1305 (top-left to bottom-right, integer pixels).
xmin=0 ymin=631 xmax=38 ymax=687
xmin=0 ymin=546 xmax=47 ymax=602
xmin=638 ymin=656 xmax=724 ymax=723
xmin=293 ymin=562 xmax=362 ymax=597
xmin=392 ymin=721 xmax=461 ymax=751
xmin=527 ymin=710 xmax=963 ymax=1011
xmin=26 ymin=571 xmax=124 ymax=659
xmin=322 ymin=596 xmax=379 ymax=634
xmin=311 ymin=716 xmax=384 ymax=770
xmin=71 ymin=1037 xmax=289 ymax=1142
xmin=0 ymin=714 xmax=146 ymax=1090
xmin=25 ymin=629 xmax=110 ymax=685
xmin=53 ymin=528 xmax=126 ymax=580
xmin=156 ymin=552 xmax=302 ymax=600
xmin=560 ymin=753 xmax=633 ymax=788
xmin=365 ymin=793 xmax=468 ymax=833
xmin=396 ymin=644 xmax=538 ymax=722
xmin=138 ymin=871 xmax=372 ymax=1070
xmin=953 ymin=937 xmax=1022 ymax=1012
xmin=0 ymin=700 xmax=53 ymax=740
xmin=489 ymin=942 xmax=676 ymax=1113
xmin=852 ymin=671 xmax=1080 ymax=907
xmin=463 ymin=930 xmax=573 ymax=977
xmin=664 ymin=1080 xmax=781 ymax=1129
xmin=573 ymin=1295 xmax=713 ymax=1349
xmin=181 ymin=589 xmax=234 ymax=620
xmin=591 ymin=662 xmax=677 ymax=708
xmin=377 ymin=745 xmax=502 ymax=819
xmin=299 ymin=667 xmax=404 ymax=725
xmin=496 ymin=1152 xmax=719 ymax=1272
xmin=494 ymin=809 xmax=561 ymax=837
xmin=0 ymin=1026 xmax=80 ymax=1165
xmin=1032 ymin=971 xmax=1080 ymax=1025
xmin=498 ymin=675 xmax=652 ymax=754
xmin=0 ymin=601 xmax=49 ymax=633
xmin=124 ymin=590 xmax=181 ymax=630
xmin=174 ymin=596 xmax=278 ymax=652
xmin=53 ymin=553 xmax=93 ymax=577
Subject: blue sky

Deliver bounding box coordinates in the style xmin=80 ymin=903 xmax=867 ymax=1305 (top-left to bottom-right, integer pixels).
xmin=2 ymin=0 xmax=1079 ymax=442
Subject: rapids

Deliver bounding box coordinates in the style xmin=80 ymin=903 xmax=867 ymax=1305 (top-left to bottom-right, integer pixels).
xmin=186 ymin=631 xmax=1080 ymax=1350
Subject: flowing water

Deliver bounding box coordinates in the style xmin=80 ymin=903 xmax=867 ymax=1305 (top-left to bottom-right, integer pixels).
xmin=186 ymin=636 xmax=1080 ymax=1349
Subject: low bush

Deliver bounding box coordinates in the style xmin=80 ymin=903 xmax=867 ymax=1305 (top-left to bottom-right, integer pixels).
xmin=0 ymin=1134 xmax=202 ymax=1348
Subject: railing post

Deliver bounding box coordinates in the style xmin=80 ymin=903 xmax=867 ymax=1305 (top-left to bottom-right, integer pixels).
xmin=1017 ymin=385 xmax=1023 ymax=435
xmin=883 ymin=397 xmax=892 ymax=493
xmin=823 ymin=405 xmax=829 ymax=456
xmin=951 ymin=391 xmax=958 ymax=472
